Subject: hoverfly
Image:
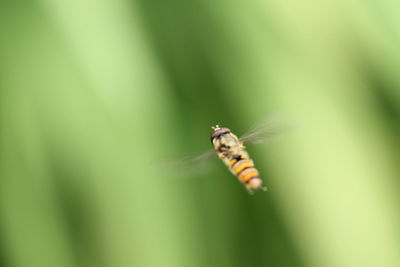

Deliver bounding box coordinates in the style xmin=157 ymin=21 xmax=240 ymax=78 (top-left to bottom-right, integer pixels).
xmin=210 ymin=125 xmax=266 ymax=193
xmin=179 ymin=118 xmax=282 ymax=194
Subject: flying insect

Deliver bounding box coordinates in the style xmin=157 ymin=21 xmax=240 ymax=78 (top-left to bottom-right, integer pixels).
xmin=210 ymin=125 xmax=267 ymax=193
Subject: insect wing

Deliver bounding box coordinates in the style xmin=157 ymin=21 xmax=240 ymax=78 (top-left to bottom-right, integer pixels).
xmin=181 ymin=149 xmax=216 ymax=168
xmin=156 ymin=149 xmax=217 ymax=178
xmin=239 ymin=116 xmax=287 ymax=144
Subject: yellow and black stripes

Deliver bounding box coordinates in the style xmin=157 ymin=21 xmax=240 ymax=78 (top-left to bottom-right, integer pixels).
xmin=231 ymin=158 xmax=260 ymax=185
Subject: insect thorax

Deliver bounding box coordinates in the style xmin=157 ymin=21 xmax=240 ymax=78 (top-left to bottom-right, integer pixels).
xmin=213 ymin=133 xmax=243 ymax=156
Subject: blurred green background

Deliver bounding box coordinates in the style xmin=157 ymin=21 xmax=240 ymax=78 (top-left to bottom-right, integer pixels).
xmin=1 ymin=1 xmax=400 ymax=267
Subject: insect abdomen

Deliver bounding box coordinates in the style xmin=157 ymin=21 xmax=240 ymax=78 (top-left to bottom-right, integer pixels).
xmin=231 ymin=158 xmax=261 ymax=189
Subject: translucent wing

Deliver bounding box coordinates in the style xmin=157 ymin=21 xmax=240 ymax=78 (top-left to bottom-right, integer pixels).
xmin=239 ymin=115 xmax=287 ymax=144
xmin=179 ymin=149 xmax=216 ymax=168
xmin=154 ymin=149 xmax=217 ymax=178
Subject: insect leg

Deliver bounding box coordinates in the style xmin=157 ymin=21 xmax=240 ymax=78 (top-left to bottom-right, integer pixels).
xmin=246 ymin=187 xmax=254 ymax=195
xmin=261 ymin=186 xmax=268 ymax=191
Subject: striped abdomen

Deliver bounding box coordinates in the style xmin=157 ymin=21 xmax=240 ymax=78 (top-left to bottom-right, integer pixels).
xmin=229 ymin=156 xmax=262 ymax=190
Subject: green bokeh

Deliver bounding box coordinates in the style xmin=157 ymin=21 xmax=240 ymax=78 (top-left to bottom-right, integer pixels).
xmin=1 ymin=1 xmax=399 ymax=267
